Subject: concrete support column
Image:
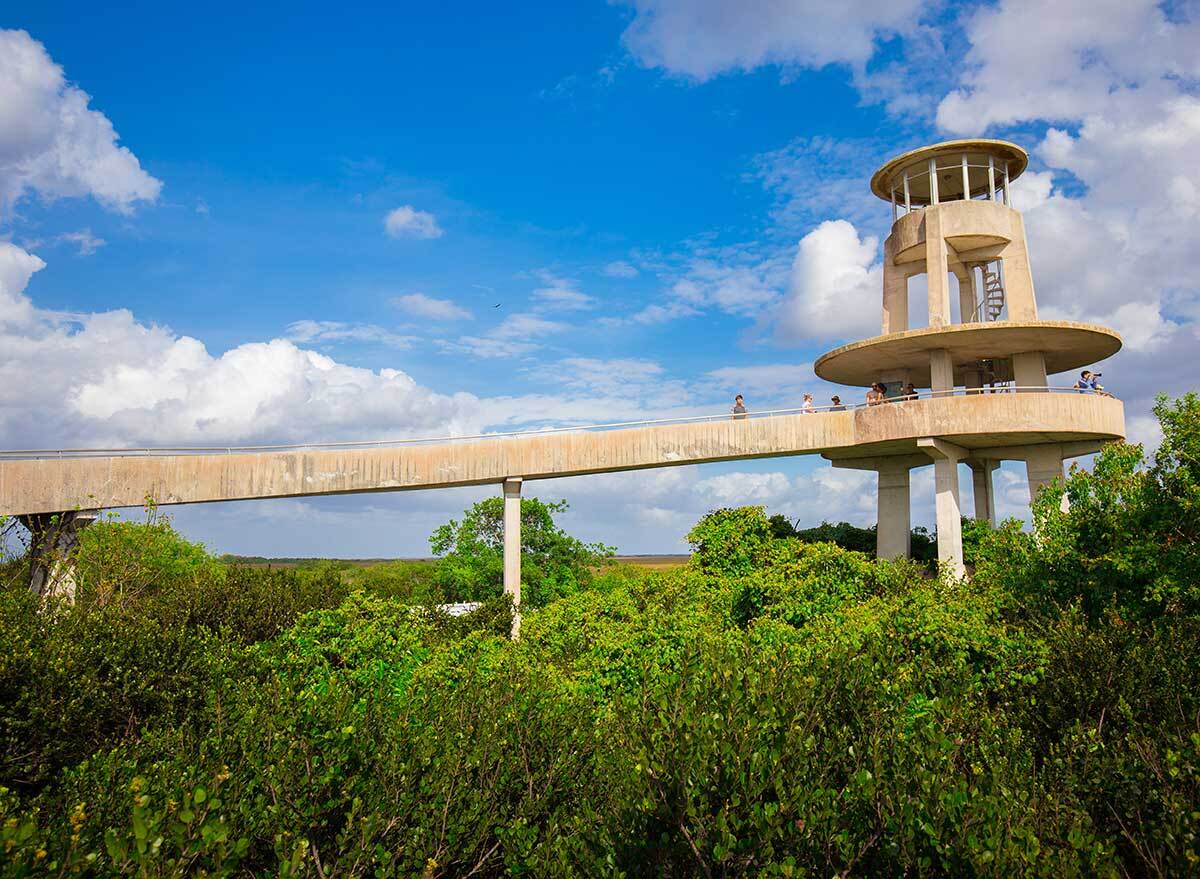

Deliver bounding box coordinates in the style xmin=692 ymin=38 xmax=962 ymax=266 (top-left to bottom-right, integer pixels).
xmin=1025 ymin=445 xmax=1064 ymax=505
xmin=876 ymin=462 xmax=912 ymax=560
xmin=1012 ymin=351 xmax=1048 ymax=391
xmin=17 ymin=509 xmax=99 ymax=601
xmin=955 ymin=268 xmax=976 ymax=325
xmin=930 ymin=348 xmax=955 ymax=397
xmin=503 ymin=478 xmax=522 ymax=639
xmin=924 ymin=208 xmax=951 ymax=327
xmin=918 ymin=439 xmax=966 ymax=577
xmin=968 ymin=459 xmax=999 ymax=524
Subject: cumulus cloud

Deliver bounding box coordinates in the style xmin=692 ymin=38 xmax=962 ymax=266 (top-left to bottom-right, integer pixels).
xmin=0 ymin=29 xmax=161 ymax=213
xmin=775 ymin=220 xmax=881 ymax=342
xmin=391 ymin=292 xmax=472 ymax=321
xmin=0 ymin=243 xmax=480 ymax=448
xmin=921 ymin=0 xmax=1200 ymax=354
xmin=383 ymin=205 xmax=443 ymax=240
xmin=935 ymin=0 xmax=1200 ymax=134
xmin=617 ymin=0 xmax=925 ymax=81
xmin=0 ymin=240 xmax=44 ymax=325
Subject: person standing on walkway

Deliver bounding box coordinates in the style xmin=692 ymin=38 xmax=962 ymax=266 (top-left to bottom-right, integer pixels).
xmin=732 ymin=394 xmax=748 ymax=419
xmin=866 ymin=383 xmax=885 ymax=406
xmin=801 ymin=392 xmax=815 ymax=413
xmin=830 ymin=395 xmax=846 ymax=411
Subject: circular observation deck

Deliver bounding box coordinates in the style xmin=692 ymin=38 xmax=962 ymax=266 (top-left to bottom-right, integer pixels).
xmin=814 ymin=320 xmax=1122 ymax=388
xmin=819 ymin=390 xmax=1126 ymax=461
xmin=871 ymin=139 xmax=1028 ymax=206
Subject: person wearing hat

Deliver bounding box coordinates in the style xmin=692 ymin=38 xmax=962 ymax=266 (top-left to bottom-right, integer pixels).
xmin=830 ymin=395 xmax=846 ymax=411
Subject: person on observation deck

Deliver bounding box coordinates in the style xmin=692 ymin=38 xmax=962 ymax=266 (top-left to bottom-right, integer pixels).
xmin=801 ymin=392 xmax=815 ymax=413
xmin=1075 ymin=370 xmax=1111 ymax=396
xmin=1080 ymin=369 xmax=1104 ymax=393
xmin=866 ymin=383 xmax=885 ymax=406
xmin=829 ymin=395 xmax=846 ymax=411
xmin=732 ymin=394 xmax=748 ymax=419
xmin=900 ymin=381 xmax=917 ymax=400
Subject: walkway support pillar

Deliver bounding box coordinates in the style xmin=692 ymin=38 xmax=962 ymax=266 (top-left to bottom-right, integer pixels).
xmin=1025 ymin=444 xmax=1064 ymax=506
xmin=876 ymin=461 xmax=912 ymax=560
xmin=503 ymin=478 xmax=522 ymax=639
xmin=830 ymin=454 xmax=927 ymax=560
xmin=918 ymin=438 xmax=966 ymax=577
xmin=968 ymin=459 xmax=999 ymax=525
xmin=16 ymin=509 xmax=98 ymax=602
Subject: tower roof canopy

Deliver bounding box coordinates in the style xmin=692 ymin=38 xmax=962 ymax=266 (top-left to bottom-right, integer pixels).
xmin=870 ymin=139 xmax=1028 ymax=204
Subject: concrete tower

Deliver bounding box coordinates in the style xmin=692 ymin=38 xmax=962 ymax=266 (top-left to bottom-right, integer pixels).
xmin=815 ymin=139 xmax=1125 ymax=574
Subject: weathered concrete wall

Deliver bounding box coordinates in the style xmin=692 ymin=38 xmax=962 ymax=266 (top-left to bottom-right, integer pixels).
xmin=0 ymin=394 xmax=1125 ymax=516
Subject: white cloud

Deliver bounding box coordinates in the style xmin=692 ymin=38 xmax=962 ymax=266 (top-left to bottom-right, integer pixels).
xmin=0 ymin=29 xmax=161 ymax=213
xmin=775 ymin=219 xmax=881 ymax=342
xmin=391 ymin=292 xmax=472 ymax=321
xmin=285 ymin=320 xmax=418 ymax=349
xmin=0 ymin=241 xmax=44 ymax=326
xmin=935 ymin=0 xmax=1200 ymax=134
xmin=0 ymin=243 xmax=479 ymax=448
xmin=919 ymin=0 xmax=1200 ymax=355
xmin=383 ymin=205 xmax=443 ymax=240
xmin=602 ymin=260 xmax=639 ymax=278
xmin=531 ymin=270 xmax=594 ymax=311
xmin=704 ymin=363 xmax=821 ymax=404
xmin=56 ymin=229 xmax=105 ymax=256
xmin=445 ymin=311 xmax=568 ymax=359
xmin=599 ymin=300 xmax=700 ymax=327
xmin=617 ymin=0 xmax=925 ymax=81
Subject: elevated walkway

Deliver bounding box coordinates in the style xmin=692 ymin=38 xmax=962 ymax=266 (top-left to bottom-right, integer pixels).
xmin=0 ymin=388 xmax=1124 ymax=517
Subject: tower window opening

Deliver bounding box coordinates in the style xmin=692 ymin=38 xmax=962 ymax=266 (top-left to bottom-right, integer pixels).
xmin=886 ymin=151 xmax=1018 ymax=220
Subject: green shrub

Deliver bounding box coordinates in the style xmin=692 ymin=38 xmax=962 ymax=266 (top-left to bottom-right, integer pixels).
xmin=686 ymin=506 xmax=774 ymax=576
xmin=74 ymin=512 xmax=220 ymax=607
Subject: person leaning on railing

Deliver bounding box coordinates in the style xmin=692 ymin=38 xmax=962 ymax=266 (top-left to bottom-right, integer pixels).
xmin=732 ymin=394 xmax=748 ymax=420
xmin=866 ymin=383 xmax=885 ymax=406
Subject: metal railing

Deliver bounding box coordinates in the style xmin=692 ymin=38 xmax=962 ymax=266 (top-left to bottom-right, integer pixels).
xmin=0 ymin=386 xmax=1113 ymax=461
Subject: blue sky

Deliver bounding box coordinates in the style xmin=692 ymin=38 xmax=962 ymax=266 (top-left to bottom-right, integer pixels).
xmin=2 ymin=1 xmax=1197 ymax=555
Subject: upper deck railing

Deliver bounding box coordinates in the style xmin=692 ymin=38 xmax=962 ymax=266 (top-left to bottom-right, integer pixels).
xmin=0 ymin=386 xmax=1114 ymax=461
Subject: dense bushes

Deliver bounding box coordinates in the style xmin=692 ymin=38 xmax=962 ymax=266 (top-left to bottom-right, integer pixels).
xmin=1 ymin=398 xmax=1198 ymax=876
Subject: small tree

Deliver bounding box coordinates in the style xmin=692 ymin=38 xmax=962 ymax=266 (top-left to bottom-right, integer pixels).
xmin=686 ymin=507 xmax=774 ymax=576
xmin=975 ymin=392 xmax=1200 ymax=620
xmin=430 ymin=496 xmax=614 ymax=609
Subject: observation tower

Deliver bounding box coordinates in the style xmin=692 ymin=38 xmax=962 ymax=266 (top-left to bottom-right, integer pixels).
xmin=815 ymin=139 xmax=1125 ymax=574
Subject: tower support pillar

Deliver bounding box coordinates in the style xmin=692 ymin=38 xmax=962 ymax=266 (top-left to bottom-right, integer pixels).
xmin=1025 ymin=445 xmax=1064 ymax=503
xmin=503 ymin=478 xmax=522 ymax=639
xmin=918 ymin=438 xmax=966 ymax=577
xmin=968 ymin=459 xmax=999 ymax=525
